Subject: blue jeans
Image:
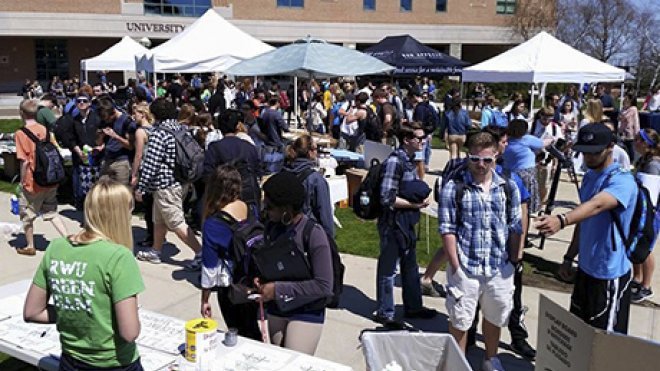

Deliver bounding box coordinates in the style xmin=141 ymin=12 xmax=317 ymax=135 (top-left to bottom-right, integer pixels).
xmin=376 ymin=222 xmax=423 ymax=318
xmin=423 ymin=134 xmax=432 ymax=166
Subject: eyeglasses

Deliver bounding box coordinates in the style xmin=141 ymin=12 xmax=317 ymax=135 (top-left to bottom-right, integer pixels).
xmin=468 ymin=155 xmax=496 ymax=164
xmin=76 ymin=99 xmax=89 ymax=104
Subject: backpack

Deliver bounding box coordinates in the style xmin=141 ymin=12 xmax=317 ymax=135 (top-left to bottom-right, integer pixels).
xmin=434 ymin=158 xmax=514 ymax=223
xmin=216 ymin=210 xmax=266 ymax=304
xmin=160 ymin=126 xmax=205 ymax=183
xmin=20 ymin=127 xmax=66 ymax=187
xmin=228 ymin=159 xmax=262 ymax=213
xmin=278 ymin=90 xmax=290 ymax=110
xmin=605 ymin=173 xmax=658 ymax=264
xmin=488 ymin=108 xmax=508 ymax=128
xmin=353 ymin=156 xmax=399 ymax=220
xmin=302 ymin=218 xmax=345 ymax=309
xmin=362 ymin=106 xmax=383 ymax=142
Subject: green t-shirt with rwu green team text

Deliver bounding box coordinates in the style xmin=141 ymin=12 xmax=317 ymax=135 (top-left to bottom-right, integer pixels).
xmin=33 ymin=238 xmax=145 ymax=368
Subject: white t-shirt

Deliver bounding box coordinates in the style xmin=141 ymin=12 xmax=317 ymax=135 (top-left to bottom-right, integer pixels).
xmin=612 ymin=144 xmax=631 ymax=170
xmin=531 ymin=120 xmax=564 ymax=141
xmin=648 ymin=93 xmax=660 ymax=111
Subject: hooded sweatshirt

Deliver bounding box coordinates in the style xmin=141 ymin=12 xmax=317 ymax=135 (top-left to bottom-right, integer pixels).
xmin=283 ymin=158 xmax=335 ymax=238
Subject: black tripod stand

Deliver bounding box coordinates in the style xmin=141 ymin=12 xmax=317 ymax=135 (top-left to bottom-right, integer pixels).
xmin=538 ymin=143 xmax=579 ymax=250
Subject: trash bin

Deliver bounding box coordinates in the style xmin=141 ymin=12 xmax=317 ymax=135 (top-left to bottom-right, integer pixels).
xmin=361 ymin=331 xmax=471 ymax=371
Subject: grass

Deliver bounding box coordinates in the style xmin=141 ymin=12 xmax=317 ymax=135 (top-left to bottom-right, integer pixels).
xmin=334 ymin=207 xmax=441 ymax=267
xmin=0 ymin=119 xmax=22 ymax=134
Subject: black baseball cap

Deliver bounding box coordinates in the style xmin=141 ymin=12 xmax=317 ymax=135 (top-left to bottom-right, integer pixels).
xmin=572 ymin=123 xmax=614 ymax=153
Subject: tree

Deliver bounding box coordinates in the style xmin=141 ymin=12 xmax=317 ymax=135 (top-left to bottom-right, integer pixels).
xmin=555 ymin=0 xmax=637 ymax=62
xmin=508 ymin=0 xmax=558 ymax=41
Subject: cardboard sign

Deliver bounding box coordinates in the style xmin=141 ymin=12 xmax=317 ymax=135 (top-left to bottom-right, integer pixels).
xmin=536 ymin=295 xmax=660 ymax=371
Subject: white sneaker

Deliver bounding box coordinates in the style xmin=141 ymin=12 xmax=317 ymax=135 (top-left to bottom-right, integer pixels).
xmin=136 ymin=249 xmax=161 ymax=264
xmin=482 ymin=356 xmax=505 ymax=371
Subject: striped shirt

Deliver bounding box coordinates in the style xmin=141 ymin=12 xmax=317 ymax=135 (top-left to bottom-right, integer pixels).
xmin=136 ymin=119 xmax=180 ymax=194
xmin=438 ymin=169 xmax=522 ymax=277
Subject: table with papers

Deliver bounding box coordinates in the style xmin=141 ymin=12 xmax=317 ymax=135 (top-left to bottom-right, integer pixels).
xmin=0 ymin=280 xmax=353 ymax=371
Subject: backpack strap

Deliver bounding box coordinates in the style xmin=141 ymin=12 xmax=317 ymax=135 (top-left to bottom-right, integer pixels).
xmin=454 ymin=180 xmax=465 ymax=226
xmin=20 ymin=127 xmax=48 ymax=144
xmin=300 ymin=218 xmax=316 ymax=272
xmin=600 ymin=170 xmax=631 ymax=251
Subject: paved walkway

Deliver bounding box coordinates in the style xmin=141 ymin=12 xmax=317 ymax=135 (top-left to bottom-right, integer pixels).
xmin=0 ymin=148 xmax=659 ymax=371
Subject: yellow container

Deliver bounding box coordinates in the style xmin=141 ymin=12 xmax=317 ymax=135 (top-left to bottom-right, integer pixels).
xmin=184 ymin=318 xmax=218 ymax=364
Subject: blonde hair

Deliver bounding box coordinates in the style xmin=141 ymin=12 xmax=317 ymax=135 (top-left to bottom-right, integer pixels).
xmin=79 ymin=179 xmax=134 ymax=249
xmin=133 ymin=102 xmax=154 ymax=124
xmin=584 ymin=99 xmax=605 ymax=124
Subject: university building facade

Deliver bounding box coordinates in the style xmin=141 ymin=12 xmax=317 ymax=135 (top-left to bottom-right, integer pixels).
xmin=0 ymin=0 xmax=539 ymax=92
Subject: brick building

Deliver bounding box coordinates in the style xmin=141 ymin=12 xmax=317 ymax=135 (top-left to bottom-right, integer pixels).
xmin=0 ymin=0 xmax=543 ymax=92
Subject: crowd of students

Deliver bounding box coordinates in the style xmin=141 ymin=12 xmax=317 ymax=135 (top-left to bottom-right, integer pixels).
xmin=12 ymin=74 xmax=659 ymax=371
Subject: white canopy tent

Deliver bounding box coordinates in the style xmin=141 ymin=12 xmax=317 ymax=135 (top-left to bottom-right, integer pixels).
xmin=135 ymin=9 xmax=273 ymax=74
xmin=462 ymin=31 xmax=627 ymax=109
xmin=80 ymin=36 xmax=149 ymax=81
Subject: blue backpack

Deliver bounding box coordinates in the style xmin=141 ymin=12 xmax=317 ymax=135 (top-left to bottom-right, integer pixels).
xmin=489 ymin=109 xmax=508 ymax=128
xmin=605 ymin=172 xmax=659 ymax=264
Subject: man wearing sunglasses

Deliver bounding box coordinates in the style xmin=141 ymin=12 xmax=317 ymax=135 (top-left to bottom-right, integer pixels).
xmin=438 ymin=132 xmax=523 ymax=371
xmin=374 ymin=122 xmax=437 ymax=327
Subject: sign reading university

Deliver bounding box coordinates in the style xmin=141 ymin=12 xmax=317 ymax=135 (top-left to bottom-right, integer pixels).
xmin=126 ymin=22 xmax=185 ymax=34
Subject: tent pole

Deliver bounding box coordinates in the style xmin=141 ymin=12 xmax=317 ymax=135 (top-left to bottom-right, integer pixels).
xmin=541 ymin=82 xmax=547 ymax=107
xmin=293 ymin=76 xmax=298 ymax=128
xmin=307 ymin=73 xmax=313 ymax=134
xmin=530 ymin=84 xmax=536 ymax=116
xmin=619 ymin=82 xmax=625 ymax=110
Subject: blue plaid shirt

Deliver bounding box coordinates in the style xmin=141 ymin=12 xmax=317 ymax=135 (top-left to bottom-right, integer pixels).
xmin=438 ymin=169 xmax=522 ymax=277
xmin=380 ymin=148 xmax=418 ymax=209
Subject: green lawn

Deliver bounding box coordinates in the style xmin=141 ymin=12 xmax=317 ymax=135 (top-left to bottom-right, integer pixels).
xmin=0 ymin=119 xmax=22 ymax=134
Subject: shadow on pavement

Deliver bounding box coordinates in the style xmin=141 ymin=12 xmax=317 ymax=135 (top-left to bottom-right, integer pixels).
xmin=60 ymin=209 xmax=84 ymax=226
xmin=466 ymin=347 xmax=534 ymax=371
xmin=9 ymin=233 xmax=49 ymax=251
xmin=338 ymin=284 xmax=377 ymax=320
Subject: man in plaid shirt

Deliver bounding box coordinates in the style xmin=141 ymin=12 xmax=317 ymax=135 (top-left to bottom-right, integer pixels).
xmin=374 ymin=122 xmax=437 ymax=327
xmin=135 ymin=98 xmax=202 ymax=269
xmin=439 ymin=131 xmax=522 ymax=371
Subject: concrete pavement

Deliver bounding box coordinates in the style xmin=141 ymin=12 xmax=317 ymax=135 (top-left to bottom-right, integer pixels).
xmin=1 ymin=147 xmax=659 ymax=371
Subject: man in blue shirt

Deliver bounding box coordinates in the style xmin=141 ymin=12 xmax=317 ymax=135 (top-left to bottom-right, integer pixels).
xmin=536 ymin=123 xmax=637 ymax=334
xmin=439 ymin=131 xmax=522 ymax=371
xmin=97 ymin=97 xmax=136 ymax=187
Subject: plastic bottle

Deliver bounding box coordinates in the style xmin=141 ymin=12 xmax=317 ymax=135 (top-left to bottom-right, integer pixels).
xmin=82 ymin=145 xmax=92 ymax=166
xmin=10 ymin=184 xmax=20 ymax=216
xmin=360 ymin=191 xmax=370 ymax=207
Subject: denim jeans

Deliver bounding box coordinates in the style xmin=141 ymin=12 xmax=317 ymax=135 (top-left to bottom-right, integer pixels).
xmin=423 ymin=134 xmax=432 ymax=166
xmin=376 ymin=222 xmax=423 ymax=319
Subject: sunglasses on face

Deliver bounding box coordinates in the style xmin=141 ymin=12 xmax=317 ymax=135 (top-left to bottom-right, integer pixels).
xmin=413 ymin=135 xmax=426 ymax=142
xmin=468 ymin=155 xmax=496 ymax=164
xmin=76 ymin=99 xmax=89 ymax=104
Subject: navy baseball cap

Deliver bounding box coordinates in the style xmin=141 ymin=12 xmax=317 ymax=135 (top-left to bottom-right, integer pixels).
xmin=572 ymin=123 xmax=614 ymax=153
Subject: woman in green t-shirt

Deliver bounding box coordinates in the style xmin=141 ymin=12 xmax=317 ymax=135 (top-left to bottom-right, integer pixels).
xmin=24 ymin=179 xmax=146 ymax=370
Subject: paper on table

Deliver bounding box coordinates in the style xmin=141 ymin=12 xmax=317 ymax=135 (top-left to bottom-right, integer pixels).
xmin=215 ymin=342 xmax=293 ymax=371
xmin=136 ymin=310 xmax=186 ymax=355
xmin=137 ymin=346 xmax=178 ymax=371
xmin=638 ymin=173 xmax=660 ymax=207
xmin=287 ymin=354 xmax=353 ymax=371
xmin=0 ymin=315 xmax=61 ymax=354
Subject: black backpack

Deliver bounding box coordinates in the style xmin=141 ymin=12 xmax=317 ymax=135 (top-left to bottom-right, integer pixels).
xmin=352 ymin=158 xmax=386 ymax=220
xmin=605 ymin=172 xmax=658 ymax=264
xmin=228 ymin=159 xmax=262 ymax=213
xmin=161 ymin=126 xmax=205 ymax=183
xmin=216 ymin=210 xmax=266 ymax=304
xmin=362 ymin=106 xmax=383 ymax=142
xmin=302 ymin=218 xmax=345 ymax=309
xmin=20 ymin=127 xmax=66 ymax=187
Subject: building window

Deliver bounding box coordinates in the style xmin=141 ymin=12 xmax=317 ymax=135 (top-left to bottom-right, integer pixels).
xmin=364 ymin=0 xmax=375 ymax=11
xmin=436 ymin=0 xmax=447 ymax=12
xmin=496 ymin=0 xmax=516 ymax=14
xmin=35 ymin=39 xmax=68 ymax=82
xmin=400 ymin=0 xmax=412 ymax=12
xmin=144 ymin=0 xmax=212 ymax=17
xmin=277 ymin=0 xmax=304 ymax=8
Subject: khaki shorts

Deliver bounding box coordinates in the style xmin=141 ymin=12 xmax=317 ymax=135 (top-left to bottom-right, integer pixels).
xmin=537 ymin=165 xmax=551 ymax=190
xmin=20 ymin=188 xmax=58 ymax=224
xmin=101 ymin=159 xmax=131 ymax=187
xmin=445 ymin=264 xmax=515 ymax=331
xmin=446 ymin=134 xmax=467 ymax=147
xmin=153 ymin=184 xmax=188 ymax=231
